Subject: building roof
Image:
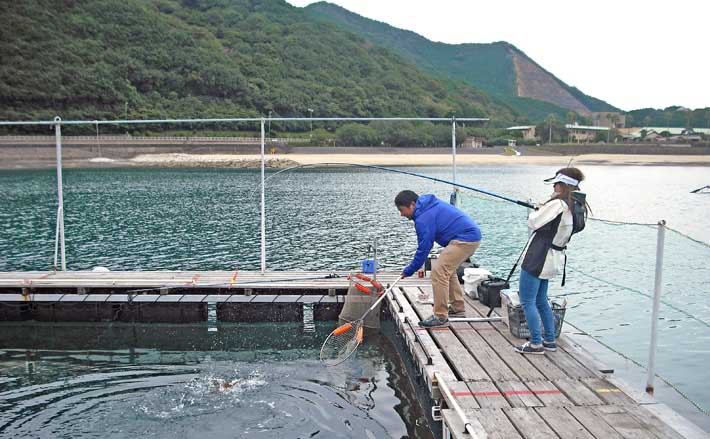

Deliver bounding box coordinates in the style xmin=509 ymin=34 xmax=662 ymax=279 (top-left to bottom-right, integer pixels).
xmin=507 ymin=126 xmax=536 ymax=130
xmin=621 ymin=127 xmax=710 ymax=138
xmin=565 ymin=124 xmax=609 ymax=131
xmin=644 ymin=127 xmax=710 ymax=135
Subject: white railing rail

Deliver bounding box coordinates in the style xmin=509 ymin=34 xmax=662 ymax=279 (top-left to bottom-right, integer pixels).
xmin=0 ymin=135 xmax=308 ymax=143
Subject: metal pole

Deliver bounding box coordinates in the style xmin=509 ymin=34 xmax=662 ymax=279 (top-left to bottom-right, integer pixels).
xmin=54 ymin=116 xmax=66 ymax=271
xmin=433 ymin=371 xmax=485 ymax=438
xmin=645 ymin=219 xmax=666 ymax=395
xmin=260 ymin=119 xmax=266 ymax=274
xmin=451 ymin=116 xmax=457 ymax=186
xmin=451 ymin=117 xmax=459 ymax=206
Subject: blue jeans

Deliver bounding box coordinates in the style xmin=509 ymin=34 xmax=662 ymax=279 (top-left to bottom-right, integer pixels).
xmin=519 ymin=269 xmax=556 ymax=345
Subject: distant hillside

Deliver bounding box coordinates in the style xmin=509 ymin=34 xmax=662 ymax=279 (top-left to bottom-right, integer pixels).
xmin=305 ymin=2 xmax=619 ymax=121
xmin=0 ymin=0 xmax=517 ymax=130
xmin=625 ymin=106 xmax=710 ymax=128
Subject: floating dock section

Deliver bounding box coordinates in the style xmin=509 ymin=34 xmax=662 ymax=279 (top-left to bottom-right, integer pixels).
xmin=0 ymin=270 xmax=705 ymax=438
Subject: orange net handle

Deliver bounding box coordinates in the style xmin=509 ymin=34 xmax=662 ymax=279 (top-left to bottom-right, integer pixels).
xmin=353 ymin=273 xmax=383 ymax=291
xmin=354 ymin=282 xmax=372 ymax=295
xmin=333 ymin=322 xmax=352 ymax=336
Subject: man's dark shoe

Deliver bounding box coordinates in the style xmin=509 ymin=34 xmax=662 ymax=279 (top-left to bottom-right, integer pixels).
xmin=418 ymin=315 xmax=450 ymax=328
xmin=514 ymin=342 xmax=545 ymax=355
xmin=542 ymin=341 xmax=557 ymax=351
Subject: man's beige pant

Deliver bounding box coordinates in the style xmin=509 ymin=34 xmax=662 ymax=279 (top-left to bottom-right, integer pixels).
xmin=431 ymin=240 xmax=481 ymax=318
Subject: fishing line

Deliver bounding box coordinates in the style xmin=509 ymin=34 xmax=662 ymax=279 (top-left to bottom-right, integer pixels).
xmin=253 ymin=162 xmax=536 ymax=209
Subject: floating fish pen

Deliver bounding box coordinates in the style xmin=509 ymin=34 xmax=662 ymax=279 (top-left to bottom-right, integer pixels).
xmin=0 ymin=269 xmax=705 ymax=439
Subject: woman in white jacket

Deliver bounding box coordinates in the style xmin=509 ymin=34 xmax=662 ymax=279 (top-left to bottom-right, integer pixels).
xmin=515 ymin=167 xmax=587 ymax=355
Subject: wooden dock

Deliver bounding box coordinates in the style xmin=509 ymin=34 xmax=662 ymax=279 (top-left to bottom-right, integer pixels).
xmin=0 ymin=270 xmax=705 ymax=438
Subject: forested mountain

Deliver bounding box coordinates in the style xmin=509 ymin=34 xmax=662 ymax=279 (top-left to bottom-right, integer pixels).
xmin=625 ymin=107 xmax=710 ymax=129
xmin=305 ymin=2 xmax=619 ymax=121
xmin=0 ymin=0 xmax=522 ymax=131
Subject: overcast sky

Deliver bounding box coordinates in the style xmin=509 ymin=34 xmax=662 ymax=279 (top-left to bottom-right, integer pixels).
xmin=286 ymin=0 xmax=709 ymax=111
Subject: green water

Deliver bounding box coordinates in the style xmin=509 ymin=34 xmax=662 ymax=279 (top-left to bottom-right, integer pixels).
xmin=0 ymin=322 xmax=432 ymax=438
xmin=1 ymin=165 xmax=709 ymax=417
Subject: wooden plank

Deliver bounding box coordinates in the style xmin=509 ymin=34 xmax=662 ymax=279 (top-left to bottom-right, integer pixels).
xmin=389 ymin=287 xmax=457 ymax=384
xmin=385 ymin=293 xmax=456 ymax=395
xmin=503 ymin=407 xmax=560 ymax=439
xmin=476 ymin=326 xmax=547 ymax=382
xmin=525 ymin=380 xmax=573 ymax=407
xmin=441 ymin=409 xmax=489 ymax=439
xmin=536 ymin=406 xmax=595 ymax=439
xmin=0 ymin=270 xmax=426 ymax=289
xmin=557 ymin=336 xmax=610 ymax=377
xmin=465 ymin=408 xmax=524 ymax=439
xmin=593 ymin=406 xmax=657 ymax=439
xmin=451 ymin=322 xmax=520 ymax=381
xmin=466 ymin=381 xmax=511 ymax=409
xmin=464 ymin=297 xmax=556 ymax=381
xmin=622 ymin=405 xmax=686 ymax=439
xmin=544 ymin=348 xmax=599 ymax=379
xmin=566 ymin=406 xmax=624 ymax=439
xmin=581 ymin=378 xmax=636 ymax=406
xmin=449 ymin=381 xmax=480 ymax=409
xmin=431 ymin=328 xmax=490 ymax=381
xmin=467 ymin=298 xmax=571 ymax=382
xmin=553 ymin=378 xmax=605 ymax=406
xmin=402 ymin=287 xmax=489 ymax=381
xmin=496 ymin=381 xmax=543 ymax=408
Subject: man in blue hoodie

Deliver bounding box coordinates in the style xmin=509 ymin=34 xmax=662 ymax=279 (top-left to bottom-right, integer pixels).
xmin=395 ymin=190 xmax=482 ymax=328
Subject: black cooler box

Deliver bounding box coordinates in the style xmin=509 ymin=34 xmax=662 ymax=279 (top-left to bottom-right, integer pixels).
xmin=477 ymin=276 xmax=510 ymax=309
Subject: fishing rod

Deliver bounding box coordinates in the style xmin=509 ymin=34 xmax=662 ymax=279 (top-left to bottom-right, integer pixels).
xmin=258 ymin=162 xmax=536 ymax=209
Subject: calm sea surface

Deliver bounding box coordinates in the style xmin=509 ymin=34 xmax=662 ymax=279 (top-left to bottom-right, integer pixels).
xmin=0 ymin=322 xmax=430 ymax=438
xmin=1 ymin=164 xmax=709 ymax=430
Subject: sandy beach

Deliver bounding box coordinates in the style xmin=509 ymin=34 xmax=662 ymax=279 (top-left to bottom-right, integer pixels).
xmin=127 ymin=152 xmax=710 ymax=167
xmin=2 ymin=147 xmax=710 ymax=169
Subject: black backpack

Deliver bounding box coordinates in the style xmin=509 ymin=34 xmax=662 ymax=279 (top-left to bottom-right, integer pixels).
xmin=570 ymin=192 xmax=587 ymax=235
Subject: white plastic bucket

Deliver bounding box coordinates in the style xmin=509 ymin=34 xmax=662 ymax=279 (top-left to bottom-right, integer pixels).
xmin=462 ymin=267 xmax=491 ymax=298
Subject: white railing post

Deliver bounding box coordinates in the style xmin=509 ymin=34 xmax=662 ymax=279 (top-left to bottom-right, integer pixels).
xmin=451 ymin=117 xmax=458 ymax=206
xmin=53 ymin=116 xmax=67 ymax=271
xmin=260 ymin=118 xmax=266 ymax=274
xmin=451 ymin=116 xmax=457 ymax=185
xmin=645 ymin=219 xmax=666 ymax=395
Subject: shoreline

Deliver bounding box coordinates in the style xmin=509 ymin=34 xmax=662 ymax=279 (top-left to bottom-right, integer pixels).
xmin=2 ymin=152 xmax=710 ymax=170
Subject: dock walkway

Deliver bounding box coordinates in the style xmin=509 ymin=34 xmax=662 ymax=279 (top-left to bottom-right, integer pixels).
xmin=0 ymin=270 xmax=704 ymax=438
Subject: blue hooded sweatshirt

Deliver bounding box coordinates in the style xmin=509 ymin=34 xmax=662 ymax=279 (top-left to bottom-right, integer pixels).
xmin=403 ymin=194 xmax=481 ymax=277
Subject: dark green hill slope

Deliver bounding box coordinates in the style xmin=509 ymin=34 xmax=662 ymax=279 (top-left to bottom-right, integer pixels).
xmin=0 ymin=0 xmax=517 ymax=128
xmin=305 ymin=2 xmax=619 ymax=121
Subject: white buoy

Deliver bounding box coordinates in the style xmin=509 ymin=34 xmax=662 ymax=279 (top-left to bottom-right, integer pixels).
xmin=92 ymin=266 xmax=110 ymax=272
